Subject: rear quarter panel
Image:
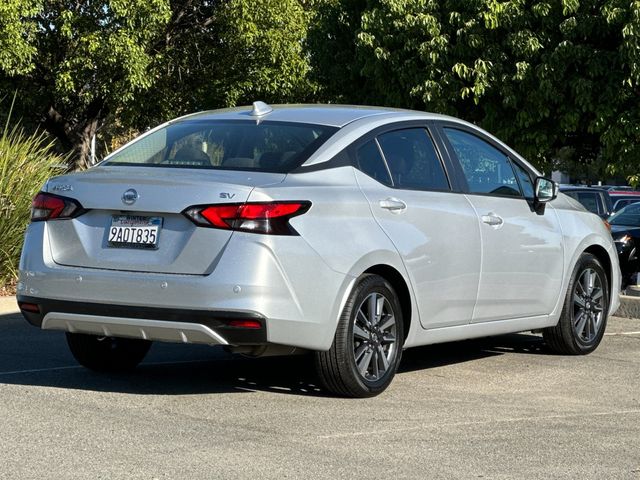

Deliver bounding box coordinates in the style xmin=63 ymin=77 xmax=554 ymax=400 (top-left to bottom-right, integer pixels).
xmin=251 ymin=166 xmax=423 ymax=348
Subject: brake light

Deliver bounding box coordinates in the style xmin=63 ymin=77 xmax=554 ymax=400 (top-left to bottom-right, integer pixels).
xmin=31 ymin=192 xmax=84 ymax=222
xmin=183 ymin=201 xmax=311 ymax=235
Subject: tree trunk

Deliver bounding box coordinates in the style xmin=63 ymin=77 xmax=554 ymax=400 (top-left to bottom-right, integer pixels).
xmin=76 ymin=116 xmax=101 ymax=170
xmin=41 ymin=99 xmax=107 ymax=170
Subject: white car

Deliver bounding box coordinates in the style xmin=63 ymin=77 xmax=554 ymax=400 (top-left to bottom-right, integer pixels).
xmin=18 ymin=103 xmax=620 ymax=397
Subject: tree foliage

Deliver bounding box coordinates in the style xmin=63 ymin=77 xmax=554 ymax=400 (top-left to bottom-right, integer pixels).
xmin=1 ymin=0 xmax=640 ymax=180
xmin=0 ymin=0 xmax=311 ymax=168
xmin=310 ymin=0 xmax=640 ymax=181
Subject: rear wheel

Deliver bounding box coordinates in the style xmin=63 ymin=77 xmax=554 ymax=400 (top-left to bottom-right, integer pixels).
xmin=543 ymin=253 xmax=609 ymax=354
xmin=66 ymin=333 xmax=152 ymax=372
xmin=315 ymin=274 xmax=404 ymax=398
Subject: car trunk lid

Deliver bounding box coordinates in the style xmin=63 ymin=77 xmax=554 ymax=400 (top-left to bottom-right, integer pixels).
xmin=44 ymin=166 xmax=285 ymax=275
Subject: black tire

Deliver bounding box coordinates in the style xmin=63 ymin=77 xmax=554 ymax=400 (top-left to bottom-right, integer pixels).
xmin=66 ymin=332 xmax=152 ymax=372
xmin=315 ymin=274 xmax=404 ymax=398
xmin=543 ymin=253 xmax=609 ymax=355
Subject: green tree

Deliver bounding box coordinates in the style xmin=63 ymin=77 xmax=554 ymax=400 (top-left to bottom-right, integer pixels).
xmin=309 ymin=0 xmax=640 ymax=181
xmin=131 ymin=0 xmax=313 ymax=127
xmin=0 ymin=0 xmax=312 ymax=169
xmin=0 ymin=0 xmax=40 ymax=76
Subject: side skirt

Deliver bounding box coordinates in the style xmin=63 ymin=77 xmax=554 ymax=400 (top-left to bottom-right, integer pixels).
xmin=404 ymin=315 xmax=557 ymax=349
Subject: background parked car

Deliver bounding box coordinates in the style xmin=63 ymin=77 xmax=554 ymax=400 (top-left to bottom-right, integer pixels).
xmin=608 ymin=190 xmax=640 ymax=213
xmin=601 ymin=186 xmax=635 ymax=192
xmin=559 ymin=185 xmax=613 ymax=219
xmin=608 ymin=203 xmax=640 ymax=286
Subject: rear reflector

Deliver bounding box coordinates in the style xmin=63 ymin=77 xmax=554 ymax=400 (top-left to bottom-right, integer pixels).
xmin=183 ymin=201 xmax=311 ymax=235
xmin=227 ymin=319 xmax=262 ymax=329
xmin=18 ymin=302 xmax=40 ymax=313
xmin=31 ymin=192 xmax=85 ymax=222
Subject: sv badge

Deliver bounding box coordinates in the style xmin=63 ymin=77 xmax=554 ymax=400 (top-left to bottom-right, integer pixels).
xmin=219 ymin=193 xmax=236 ymax=199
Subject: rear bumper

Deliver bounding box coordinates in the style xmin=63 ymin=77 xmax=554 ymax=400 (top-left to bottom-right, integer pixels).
xmin=18 ymin=224 xmax=354 ymax=351
xmin=18 ymin=295 xmax=267 ymax=346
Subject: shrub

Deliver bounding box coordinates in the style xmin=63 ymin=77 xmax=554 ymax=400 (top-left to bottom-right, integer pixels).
xmin=0 ymin=112 xmax=66 ymax=288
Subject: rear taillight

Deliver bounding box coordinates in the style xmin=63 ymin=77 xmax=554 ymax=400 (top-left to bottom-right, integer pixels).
xmin=183 ymin=201 xmax=311 ymax=235
xmin=31 ymin=192 xmax=85 ymax=222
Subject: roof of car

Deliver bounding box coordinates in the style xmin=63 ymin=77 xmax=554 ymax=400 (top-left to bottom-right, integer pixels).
xmin=609 ymin=190 xmax=640 ymax=196
xmin=175 ymin=103 xmax=459 ymax=128
xmin=559 ymin=185 xmax=607 ymax=192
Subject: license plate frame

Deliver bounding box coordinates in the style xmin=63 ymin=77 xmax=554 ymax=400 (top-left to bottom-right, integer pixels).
xmin=107 ymin=215 xmax=163 ymax=250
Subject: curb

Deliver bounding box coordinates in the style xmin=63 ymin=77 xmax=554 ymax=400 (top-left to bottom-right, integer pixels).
xmin=615 ymin=294 xmax=640 ymax=320
xmin=0 ymin=296 xmax=18 ymax=315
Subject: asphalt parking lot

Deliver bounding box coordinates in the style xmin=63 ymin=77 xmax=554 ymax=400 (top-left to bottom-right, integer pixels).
xmin=1 ymin=303 xmax=639 ymax=479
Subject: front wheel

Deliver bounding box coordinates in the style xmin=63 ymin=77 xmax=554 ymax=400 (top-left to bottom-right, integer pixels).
xmin=66 ymin=333 xmax=152 ymax=372
xmin=543 ymin=253 xmax=609 ymax=355
xmin=315 ymin=274 xmax=404 ymax=398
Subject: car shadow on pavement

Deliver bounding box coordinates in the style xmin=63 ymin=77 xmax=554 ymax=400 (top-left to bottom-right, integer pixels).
xmin=400 ymin=333 xmax=547 ymax=374
xmin=0 ymin=311 xmax=548 ymax=397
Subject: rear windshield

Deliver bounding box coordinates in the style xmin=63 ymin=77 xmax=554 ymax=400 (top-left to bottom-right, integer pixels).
xmin=102 ymin=120 xmax=338 ymax=173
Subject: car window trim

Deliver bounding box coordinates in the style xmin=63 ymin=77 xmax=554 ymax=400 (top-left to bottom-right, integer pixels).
xmin=596 ymin=193 xmax=605 ymax=215
xmin=337 ymin=120 xmax=461 ymax=192
xmin=372 ymin=138 xmax=395 ymax=187
xmin=509 ymin=158 xmax=535 ymax=200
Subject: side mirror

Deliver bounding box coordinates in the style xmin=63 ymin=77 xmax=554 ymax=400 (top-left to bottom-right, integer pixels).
xmin=534 ymin=177 xmax=557 ymax=204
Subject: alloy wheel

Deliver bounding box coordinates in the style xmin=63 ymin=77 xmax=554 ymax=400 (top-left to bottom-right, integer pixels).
xmin=572 ymin=268 xmax=605 ymax=343
xmin=352 ymin=292 xmax=397 ymax=382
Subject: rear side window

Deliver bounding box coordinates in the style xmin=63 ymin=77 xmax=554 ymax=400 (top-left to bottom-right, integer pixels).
xmin=564 ymin=191 xmax=600 ymax=214
xmin=355 ymin=140 xmax=392 ymax=186
xmin=103 ymin=120 xmax=337 ymax=173
xmin=444 ymin=128 xmax=521 ymax=197
xmin=377 ymin=128 xmax=449 ymax=191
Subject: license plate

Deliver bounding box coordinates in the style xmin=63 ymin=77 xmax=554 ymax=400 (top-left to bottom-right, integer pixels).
xmin=108 ymin=215 xmax=162 ymax=249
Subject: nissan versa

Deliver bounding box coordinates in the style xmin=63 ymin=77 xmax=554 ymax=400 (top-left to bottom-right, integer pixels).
xmin=17 ymin=103 xmax=621 ymax=397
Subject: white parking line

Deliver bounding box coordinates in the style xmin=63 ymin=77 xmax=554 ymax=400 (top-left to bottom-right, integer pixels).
xmin=0 ymin=365 xmax=82 ymax=376
xmin=318 ymin=409 xmax=640 ymax=439
xmin=604 ymin=331 xmax=640 ymax=336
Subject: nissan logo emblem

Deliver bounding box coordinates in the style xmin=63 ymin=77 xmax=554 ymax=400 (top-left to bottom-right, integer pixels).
xmin=122 ymin=189 xmax=139 ymax=205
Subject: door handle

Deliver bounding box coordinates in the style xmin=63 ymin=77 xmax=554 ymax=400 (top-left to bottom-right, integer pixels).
xmin=379 ymin=197 xmax=407 ymax=212
xmin=481 ymin=213 xmax=504 ymax=227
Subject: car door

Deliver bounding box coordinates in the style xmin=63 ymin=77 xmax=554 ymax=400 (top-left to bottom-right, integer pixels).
xmin=352 ymin=124 xmax=482 ymax=329
xmin=437 ymin=125 xmax=564 ymax=323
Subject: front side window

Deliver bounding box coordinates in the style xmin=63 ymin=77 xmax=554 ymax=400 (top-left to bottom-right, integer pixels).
xmin=511 ymin=161 xmax=535 ymax=199
xmin=103 ymin=120 xmax=337 ymax=173
xmin=443 ymin=128 xmax=521 ymax=197
xmin=377 ymin=128 xmax=449 ymax=191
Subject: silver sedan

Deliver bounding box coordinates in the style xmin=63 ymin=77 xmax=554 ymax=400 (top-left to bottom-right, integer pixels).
xmin=18 ymin=102 xmax=621 ymax=397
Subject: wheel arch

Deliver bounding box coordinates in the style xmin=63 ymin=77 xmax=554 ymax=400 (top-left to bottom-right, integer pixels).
xmin=363 ymin=264 xmax=412 ymax=341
